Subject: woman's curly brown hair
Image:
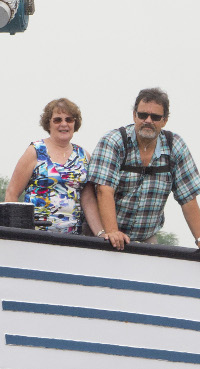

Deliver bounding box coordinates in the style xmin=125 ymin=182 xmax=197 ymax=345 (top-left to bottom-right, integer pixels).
xmin=40 ymin=98 xmax=82 ymax=133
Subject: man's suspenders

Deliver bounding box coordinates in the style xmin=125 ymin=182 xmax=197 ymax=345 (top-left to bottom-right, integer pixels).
xmin=119 ymin=127 xmax=173 ymax=174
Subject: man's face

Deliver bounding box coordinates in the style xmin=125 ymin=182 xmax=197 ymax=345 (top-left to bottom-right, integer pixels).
xmin=133 ymin=100 xmax=168 ymax=140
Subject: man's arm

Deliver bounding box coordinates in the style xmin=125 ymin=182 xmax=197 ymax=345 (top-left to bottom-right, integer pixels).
xmin=181 ymin=197 xmax=200 ymax=248
xmin=96 ymin=184 xmax=130 ymax=250
xmin=80 ymin=182 xmax=106 ymax=237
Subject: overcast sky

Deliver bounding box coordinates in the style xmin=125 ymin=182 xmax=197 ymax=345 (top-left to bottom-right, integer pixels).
xmin=1 ymin=0 xmax=200 ymax=247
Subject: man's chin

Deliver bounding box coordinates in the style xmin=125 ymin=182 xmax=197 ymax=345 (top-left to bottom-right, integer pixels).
xmin=139 ymin=130 xmax=157 ymax=139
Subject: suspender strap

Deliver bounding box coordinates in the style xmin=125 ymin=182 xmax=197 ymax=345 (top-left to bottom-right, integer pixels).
xmin=162 ymin=129 xmax=173 ymax=152
xmin=120 ymin=164 xmax=171 ymax=174
xmin=119 ymin=127 xmax=173 ymax=174
xmin=119 ymin=127 xmax=128 ymax=168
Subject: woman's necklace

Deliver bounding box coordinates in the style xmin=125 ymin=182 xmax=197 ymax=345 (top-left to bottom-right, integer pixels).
xmin=63 ymin=145 xmax=72 ymax=158
xmin=47 ymin=138 xmax=72 ymax=160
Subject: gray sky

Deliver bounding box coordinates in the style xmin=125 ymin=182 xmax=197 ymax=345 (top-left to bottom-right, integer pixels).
xmin=1 ymin=0 xmax=200 ymax=247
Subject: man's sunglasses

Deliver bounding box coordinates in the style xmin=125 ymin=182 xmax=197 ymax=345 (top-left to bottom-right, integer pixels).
xmin=53 ymin=117 xmax=75 ymax=124
xmin=136 ymin=112 xmax=164 ymax=122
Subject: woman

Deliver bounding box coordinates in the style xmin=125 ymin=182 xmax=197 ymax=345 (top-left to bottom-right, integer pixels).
xmin=5 ymin=98 xmax=106 ymax=237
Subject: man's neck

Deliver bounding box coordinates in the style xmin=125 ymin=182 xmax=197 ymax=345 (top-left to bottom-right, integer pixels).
xmin=136 ymin=135 xmax=158 ymax=153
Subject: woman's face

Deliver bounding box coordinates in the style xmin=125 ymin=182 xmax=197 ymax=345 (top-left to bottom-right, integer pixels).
xmin=49 ymin=108 xmax=75 ymax=143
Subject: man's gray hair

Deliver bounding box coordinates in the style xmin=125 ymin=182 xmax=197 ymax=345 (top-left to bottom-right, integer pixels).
xmin=134 ymin=87 xmax=170 ymax=118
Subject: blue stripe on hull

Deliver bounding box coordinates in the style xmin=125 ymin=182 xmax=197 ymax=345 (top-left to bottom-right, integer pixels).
xmin=3 ymin=300 xmax=200 ymax=332
xmin=1 ymin=266 xmax=200 ymax=299
xmin=5 ymin=334 xmax=200 ymax=364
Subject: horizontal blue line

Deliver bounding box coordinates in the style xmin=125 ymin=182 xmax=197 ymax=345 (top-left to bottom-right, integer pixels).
xmin=5 ymin=334 xmax=200 ymax=364
xmin=3 ymin=300 xmax=200 ymax=332
xmin=0 ymin=266 xmax=200 ymax=299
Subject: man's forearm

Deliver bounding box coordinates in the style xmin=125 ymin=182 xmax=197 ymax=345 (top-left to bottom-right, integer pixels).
xmin=96 ymin=185 xmax=118 ymax=232
xmin=96 ymin=184 xmax=130 ymax=250
xmin=81 ymin=183 xmax=105 ymax=236
xmin=181 ymin=197 xmax=200 ymax=246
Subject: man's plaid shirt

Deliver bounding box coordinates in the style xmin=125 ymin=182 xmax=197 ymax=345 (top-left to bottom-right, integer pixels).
xmin=88 ymin=124 xmax=200 ymax=241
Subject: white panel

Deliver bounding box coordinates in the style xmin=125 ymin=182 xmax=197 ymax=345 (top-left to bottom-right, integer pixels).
xmin=1 ymin=345 xmax=199 ymax=369
xmin=1 ymin=278 xmax=200 ymax=321
xmin=1 ymin=238 xmax=200 ymax=369
xmin=2 ymin=310 xmax=200 ymax=353
xmin=0 ymin=239 xmax=199 ymax=289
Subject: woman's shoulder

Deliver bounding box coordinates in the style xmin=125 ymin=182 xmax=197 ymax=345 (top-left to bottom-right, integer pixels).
xmin=72 ymin=143 xmax=87 ymax=154
xmin=72 ymin=143 xmax=89 ymax=162
xmin=30 ymin=139 xmax=48 ymax=160
xmin=31 ymin=139 xmax=45 ymax=148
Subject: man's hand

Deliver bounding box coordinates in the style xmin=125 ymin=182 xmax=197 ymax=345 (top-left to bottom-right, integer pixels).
xmin=104 ymin=231 xmax=130 ymax=250
xmin=96 ymin=185 xmax=130 ymax=249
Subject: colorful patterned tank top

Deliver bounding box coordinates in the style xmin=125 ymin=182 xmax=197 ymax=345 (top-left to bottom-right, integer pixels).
xmin=24 ymin=140 xmax=88 ymax=234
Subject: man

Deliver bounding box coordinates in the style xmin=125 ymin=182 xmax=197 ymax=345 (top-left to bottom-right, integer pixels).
xmin=88 ymin=87 xmax=200 ymax=250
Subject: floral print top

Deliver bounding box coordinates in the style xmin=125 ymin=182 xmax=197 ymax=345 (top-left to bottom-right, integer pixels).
xmin=24 ymin=140 xmax=88 ymax=233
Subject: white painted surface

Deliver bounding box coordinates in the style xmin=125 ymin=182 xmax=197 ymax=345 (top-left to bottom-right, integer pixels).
xmin=1 ymin=308 xmax=200 ymax=352
xmin=0 ymin=238 xmax=200 ymax=368
xmin=1 ymin=345 xmax=198 ymax=369
xmin=1 ymin=278 xmax=200 ymax=320
xmin=0 ymin=239 xmax=199 ymax=288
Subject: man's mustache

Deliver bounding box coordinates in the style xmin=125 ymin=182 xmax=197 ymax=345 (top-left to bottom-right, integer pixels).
xmin=140 ymin=123 xmax=156 ymax=131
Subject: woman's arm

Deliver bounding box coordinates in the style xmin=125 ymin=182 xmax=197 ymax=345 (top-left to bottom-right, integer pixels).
xmin=5 ymin=145 xmax=37 ymax=202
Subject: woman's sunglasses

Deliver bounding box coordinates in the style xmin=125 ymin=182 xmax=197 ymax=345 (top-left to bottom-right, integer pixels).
xmin=53 ymin=117 xmax=75 ymax=124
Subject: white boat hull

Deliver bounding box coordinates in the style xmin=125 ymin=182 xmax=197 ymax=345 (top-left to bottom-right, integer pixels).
xmin=0 ymin=227 xmax=200 ymax=368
